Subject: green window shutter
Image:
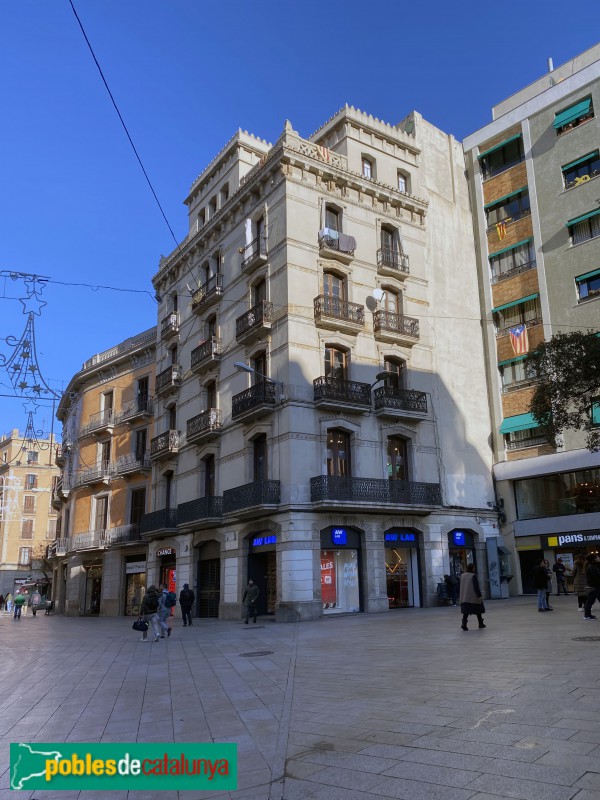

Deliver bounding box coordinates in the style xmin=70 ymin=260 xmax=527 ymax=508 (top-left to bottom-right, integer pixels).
xmin=497 ymin=355 xmax=528 ymax=367
xmin=576 ymin=268 xmax=600 ymax=283
xmin=562 ymin=150 xmax=599 ymax=172
xmin=499 ymin=413 xmax=539 ymax=434
xmin=492 ymin=293 xmax=539 ymax=314
xmin=478 ymin=134 xmax=522 ymax=159
xmin=566 ymin=208 xmax=600 ymax=228
xmin=592 ymin=401 xmax=600 ymax=426
xmin=553 ymin=98 xmax=592 ymax=129
xmin=489 ymin=238 xmax=533 ymax=259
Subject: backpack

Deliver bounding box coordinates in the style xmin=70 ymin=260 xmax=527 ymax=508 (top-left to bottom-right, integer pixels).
xmin=165 ymin=591 xmax=177 ymax=608
xmin=145 ymin=593 xmax=159 ymax=612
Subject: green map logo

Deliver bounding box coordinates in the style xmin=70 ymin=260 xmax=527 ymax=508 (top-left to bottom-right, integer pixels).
xmin=10 ymin=742 xmax=237 ymax=790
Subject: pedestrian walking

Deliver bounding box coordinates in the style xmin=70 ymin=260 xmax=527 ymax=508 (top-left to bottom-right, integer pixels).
xmin=444 ymin=573 xmax=459 ymax=606
xmin=242 ymin=579 xmax=259 ymax=624
xmin=533 ymin=559 xmax=553 ymax=612
xmin=0 ymin=594 xmax=4 ymax=611
xmin=572 ymin=555 xmax=587 ymax=611
xmin=583 ymin=554 xmax=600 ymax=621
xmin=179 ymin=583 xmax=195 ymax=627
xmin=5 ymin=593 xmax=13 ymax=613
xmin=29 ymin=590 xmax=42 ymax=617
xmin=542 ymin=559 xmax=553 ymax=607
xmin=458 ymin=564 xmax=486 ymax=631
xmin=553 ymin=557 xmax=569 ymax=595
xmin=13 ymin=591 xmax=27 ymax=620
xmin=139 ymin=585 xmax=161 ymax=642
xmin=157 ymin=584 xmax=174 ymax=638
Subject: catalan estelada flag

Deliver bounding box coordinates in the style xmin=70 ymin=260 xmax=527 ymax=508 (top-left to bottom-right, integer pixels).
xmin=496 ymin=221 xmax=507 ymax=240
xmin=509 ymin=324 xmax=529 ymax=355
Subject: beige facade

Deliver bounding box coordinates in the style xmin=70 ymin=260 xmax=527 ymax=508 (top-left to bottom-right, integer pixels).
xmin=145 ymin=106 xmax=497 ymax=622
xmin=52 ymin=328 xmax=156 ymax=616
xmin=0 ymin=429 xmax=59 ymax=598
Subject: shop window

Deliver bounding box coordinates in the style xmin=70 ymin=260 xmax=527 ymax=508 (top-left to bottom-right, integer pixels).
xmin=479 ymin=135 xmax=524 ymax=180
xmin=576 ymin=269 xmax=600 ymax=302
xmin=489 ymin=239 xmax=536 ymax=283
xmin=324 ymin=346 xmax=347 ymax=381
xmin=515 ymin=468 xmax=600 ymax=519
xmin=327 ymin=429 xmax=351 ymax=477
xmin=321 ymin=548 xmax=360 ymax=613
xmin=387 ymin=436 xmax=408 ymax=481
xmin=554 ymin=97 xmax=594 ymax=135
xmin=562 ymin=150 xmax=600 ymax=189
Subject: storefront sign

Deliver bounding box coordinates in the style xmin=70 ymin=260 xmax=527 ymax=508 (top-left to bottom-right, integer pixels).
xmin=156 ymin=548 xmax=175 ymax=557
xmin=331 ymin=528 xmax=347 ymax=545
xmin=251 ymin=535 xmax=276 ymax=548
xmin=453 ymin=531 xmax=466 ymax=546
xmin=125 ymin=561 xmax=146 ymax=574
xmin=385 ymin=531 xmax=416 ymax=543
xmin=545 ymin=532 xmax=600 ymax=547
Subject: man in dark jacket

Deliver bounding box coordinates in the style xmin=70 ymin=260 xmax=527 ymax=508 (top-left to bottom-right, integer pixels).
xmin=533 ymin=560 xmax=553 ymax=612
xmin=553 ymin=557 xmax=569 ymax=595
xmin=583 ymin=554 xmax=600 ymax=620
xmin=179 ymin=583 xmax=195 ymax=627
xmin=242 ymin=579 xmax=259 ymax=624
xmin=139 ymin=585 xmax=161 ymax=642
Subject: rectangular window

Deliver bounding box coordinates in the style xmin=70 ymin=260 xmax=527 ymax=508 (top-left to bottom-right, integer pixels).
xmin=362 ymin=158 xmax=372 ymax=178
xmin=592 ymin=399 xmax=600 ymax=427
xmin=554 ymin=97 xmax=594 ymax=135
xmin=499 ymin=358 xmax=537 ymax=391
xmin=480 ymin=135 xmax=524 ymax=180
xmin=19 ymin=547 xmax=32 ymax=566
xmin=135 ymin=428 xmax=148 ymax=460
xmin=490 ymin=239 xmax=535 ymax=283
xmin=569 ymin=213 xmax=600 ymax=245
xmin=27 ymin=451 xmax=38 ymax=464
xmin=576 ymin=269 xmax=600 ymax=302
xmin=129 ymin=488 xmax=146 ymax=526
xmin=95 ymin=496 xmax=108 ymax=531
xmin=47 ymin=518 xmax=57 ymax=539
xmin=494 ymin=296 xmax=541 ymax=334
xmin=21 ymin=519 xmax=34 ymax=539
xmin=485 ymin=189 xmax=530 ymax=230
xmin=23 ymin=495 xmax=35 ymax=514
xmin=25 ymin=473 xmax=38 ymax=489
xmin=515 ymin=467 xmax=600 ymax=519
xmin=505 ymin=427 xmax=548 ymax=450
xmin=562 ymin=150 xmax=600 ymax=189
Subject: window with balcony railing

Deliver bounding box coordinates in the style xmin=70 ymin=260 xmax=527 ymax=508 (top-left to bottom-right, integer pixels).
xmin=494 ymin=296 xmax=541 ymax=337
xmin=499 ymin=357 xmax=538 ymax=392
xmin=479 ymin=134 xmax=524 ymax=180
xmin=485 ymin=188 xmax=530 ymax=232
xmin=490 ymin=239 xmax=536 ymax=283
xmin=568 ymin=210 xmax=600 ymax=245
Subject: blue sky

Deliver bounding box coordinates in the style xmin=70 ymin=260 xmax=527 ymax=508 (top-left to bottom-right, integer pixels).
xmin=1 ymin=0 xmax=598 ymax=438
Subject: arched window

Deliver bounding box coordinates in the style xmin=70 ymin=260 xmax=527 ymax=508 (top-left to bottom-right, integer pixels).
xmin=327 ymin=428 xmax=351 ymax=477
xmin=324 ymin=346 xmax=347 ymax=380
xmin=387 ymin=436 xmax=408 ymax=481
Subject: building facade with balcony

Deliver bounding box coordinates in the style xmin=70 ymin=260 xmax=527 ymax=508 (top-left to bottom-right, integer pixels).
xmin=146 ymin=108 xmax=496 ymax=622
xmin=464 ymin=44 xmax=600 ymax=594
xmin=0 ymin=429 xmax=60 ymax=599
xmin=50 ymin=328 xmax=156 ymax=616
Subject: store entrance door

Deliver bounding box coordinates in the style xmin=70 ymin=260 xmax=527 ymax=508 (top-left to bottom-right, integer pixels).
xmin=198 ymin=559 xmax=220 ymax=618
xmin=518 ymin=549 xmax=544 ymax=594
xmin=247 ymin=551 xmax=276 ymax=616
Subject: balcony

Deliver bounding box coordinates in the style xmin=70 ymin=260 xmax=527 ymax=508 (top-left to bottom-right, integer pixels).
xmin=191 ymin=274 xmax=223 ymax=313
xmin=491 ymin=259 xmax=536 ymax=284
xmin=241 ymin=235 xmax=268 ymax=274
xmin=161 ymin=311 xmax=180 ymax=340
xmin=373 ymin=387 xmax=428 ymax=420
xmin=223 ymin=480 xmax=280 ymax=515
xmin=235 ymin=300 xmax=273 ymax=343
xmin=377 ymin=247 xmax=410 ymax=279
xmin=310 ymin=475 xmax=442 ymax=512
xmin=313 ymin=295 xmax=364 ymax=335
xmin=71 ymin=529 xmax=108 ymax=551
xmin=186 ymin=409 xmax=222 ymax=444
xmin=232 ymin=382 xmax=277 ymax=422
xmin=191 ymin=337 xmax=222 ymax=373
xmin=55 ymin=444 xmax=70 ymax=467
xmin=318 ymin=229 xmax=356 ymax=264
xmin=116 ymin=452 xmax=152 ymax=476
xmin=140 ymin=508 xmax=178 ymax=535
xmin=506 ymin=434 xmax=550 ymax=451
xmin=178 ymin=496 xmax=223 ymax=527
xmin=150 ymin=430 xmax=180 ymax=461
xmin=119 ymin=396 xmax=154 ymax=423
xmin=313 ymin=376 xmax=371 ymax=412
xmin=373 ymin=311 xmax=419 ymax=346
xmin=76 ymin=461 xmax=114 ymax=487
xmin=51 ymin=475 xmax=73 ymax=508
xmin=155 ymin=364 xmax=182 ymax=396
xmin=47 ymin=538 xmax=68 ymax=558
xmin=80 ymin=408 xmax=115 ymax=437
xmin=105 ymin=524 xmax=141 ymax=545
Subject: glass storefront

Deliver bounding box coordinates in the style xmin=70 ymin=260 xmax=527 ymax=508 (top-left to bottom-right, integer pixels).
xmin=515 ymin=468 xmax=600 ymax=519
xmin=125 ymin=572 xmax=145 ymax=616
xmin=248 ymin=534 xmax=277 ymax=616
xmin=448 ymin=530 xmax=476 ymax=579
xmin=384 ymin=530 xmax=420 ymax=608
xmin=320 ymin=527 xmax=362 ymax=615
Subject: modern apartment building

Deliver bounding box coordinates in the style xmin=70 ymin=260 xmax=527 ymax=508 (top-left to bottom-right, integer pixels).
xmin=0 ymin=429 xmax=60 ymax=598
xmin=51 ymin=328 xmax=156 ymax=615
xmin=463 ymin=44 xmax=600 ymax=594
xmin=144 ymin=105 xmax=498 ymax=622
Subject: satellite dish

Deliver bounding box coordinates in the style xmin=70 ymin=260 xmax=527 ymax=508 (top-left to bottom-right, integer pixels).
xmin=372 ymin=288 xmax=384 ymax=302
xmin=365 ymin=296 xmax=378 ymax=312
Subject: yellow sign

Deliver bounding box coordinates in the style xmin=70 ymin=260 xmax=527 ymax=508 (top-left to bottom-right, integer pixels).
xmin=547 ymin=536 xmax=559 ymax=547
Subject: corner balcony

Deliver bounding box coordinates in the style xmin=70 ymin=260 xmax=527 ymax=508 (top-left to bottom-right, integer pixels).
xmin=150 ymin=430 xmax=180 ymax=461
xmin=373 ymin=311 xmax=419 ymax=346
xmin=55 ymin=444 xmax=70 ymax=467
xmin=49 ymin=538 xmax=68 ymax=557
xmin=377 ymin=247 xmax=410 ymax=279
xmin=76 ymin=461 xmax=114 ymax=487
xmin=313 ymin=376 xmax=371 ymax=412
xmin=223 ymin=480 xmax=280 ymax=516
xmin=119 ymin=396 xmax=154 ymax=424
xmin=241 ymin=235 xmax=268 ymax=274
xmin=191 ymin=337 xmax=222 ymax=373
xmin=235 ymin=300 xmax=273 ymax=344
xmin=105 ymin=524 xmax=141 ymax=546
xmin=373 ymin=387 xmax=428 ymax=420
xmin=314 ymin=295 xmax=364 ymax=335
xmin=232 ymin=382 xmax=277 ymax=422
xmin=155 ymin=364 xmax=182 ymax=396
xmin=116 ymin=452 xmax=152 ymax=476
xmin=71 ymin=529 xmax=108 ymax=551
xmin=310 ymin=475 xmax=442 ymax=513
xmin=140 ymin=508 xmax=178 ymax=535
xmin=318 ymin=229 xmax=356 ymax=264
xmin=191 ymin=274 xmax=223 ymax=313
xmin=80 ymin=408 xmax=115 ymax=438
xmin=161 ymin=311 xmax=180 ymax=340
xmin=187 ymin=409 xmax=222 ymax=444
xmin=177 ymin=496 xmax=223 ymax=528
xmin=51 ymin=475 xmax=73 ymax=508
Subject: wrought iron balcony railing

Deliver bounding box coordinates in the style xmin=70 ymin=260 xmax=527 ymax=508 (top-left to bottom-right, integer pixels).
xmin=76 ymin=461 xmax=115 ymax=486
xmin=313 ymin=376 xmax=371 ymax=407
xmin=81 ymin=408 xmax=115 ymax=436
xmin=232 ymin=382 xmax=277 ymax=419
xmin=105 ymin=524 xmax=141 ymax=545
xmin=155 ymin=364 xmax=182 ymax=394
xmin=373 ymin=387 xmax=428 ymax=414
xmin=161 ymin=311 xmax=180 ymax=338
xmin=54 ymin=538 xmax=68 ymax=556
xmin=223 ymin=480 xmax=280 ymax=514
xmin=150 ymin=430 xmax=180 ymax=460
xmin=178 ymin=496 xmax=223 ymax=526
xmin=314 ymin=295 xmax=364 ymax=327
xmin=72 ymin=529 xmax=108 ymax=550
xmin=377 ymin=247 xmax=410 ymax=275
xmin=373 ymin=311 xmax=419 ymax=339
xmin=119 ymin=396 xmax=153 ymax=422
xmin=506 ymin=434 xmax=550 ymax=450
xmin=187 ymin=409 xmax=222 ymax=441
xmin=241 ymin=235 xmax=268 ymax=271
xmin=116 ymin=452 xmax=152 ymax=475
xmin=491 ymin=259 xmax=536 ymax=284
xmin=191 ymin=337 xmax=222 ymax=371
xmin=318 ymin=231 xmax=356 ymax=256
xmin=191 ymin=273 xmax=223 ymax=311
xmin=310 ymin=475 xmax=442 ymax=506
xmin=140 ymin=508 xmax=178 ymax=534
xmin=235 ymin=300 xmax=273 ymax=340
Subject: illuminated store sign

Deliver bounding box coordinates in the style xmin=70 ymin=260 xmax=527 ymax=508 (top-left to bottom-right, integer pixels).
xmin=156 ymin=548 xmax=175 ymax=557
xmin=331 ymin=528 xmax=347 ymax=545
xmin=452 ymin=531 xmax=466 ymax=546
xmin=252 ymin=535 xmax=276 ymax=547
xmin=385 ymin=532 xmax=416 ymax=543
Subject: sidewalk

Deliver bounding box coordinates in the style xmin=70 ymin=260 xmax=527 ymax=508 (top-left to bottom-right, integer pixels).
xmin=1 ymin=595 xmax=599 ymax=799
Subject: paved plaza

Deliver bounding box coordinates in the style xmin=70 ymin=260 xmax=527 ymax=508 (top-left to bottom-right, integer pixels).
xmin=1 ymin=596 xmax=600 ymax=800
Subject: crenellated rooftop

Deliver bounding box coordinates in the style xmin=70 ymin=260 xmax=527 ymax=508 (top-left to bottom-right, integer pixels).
xmin=309 ymin=103 xmax=420 ymax=153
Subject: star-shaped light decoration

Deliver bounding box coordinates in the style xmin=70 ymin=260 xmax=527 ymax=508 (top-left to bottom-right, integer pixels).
xmin=18 ymin=381 xmax=29 ymax=391
xmin=19 ymin=296 xmax=47 ymax=316
xmin=22 ymin=398 xmax=40 ymax=415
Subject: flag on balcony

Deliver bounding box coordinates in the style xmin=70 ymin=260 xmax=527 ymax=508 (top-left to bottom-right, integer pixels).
xmin=496 ymin=221 xmax=507 ymax=240
xmin=509 ymin=324 xmax=529 ymax=355
xmin=316 ymin=145 xmax=330 ymax=162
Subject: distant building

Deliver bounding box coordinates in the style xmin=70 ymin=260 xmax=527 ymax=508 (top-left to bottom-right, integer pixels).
xmin=51 ymin=328 xmax=156 ymax=615
xmin=463 ymin=44 xmax=600 ymax=593
xmin=145 ymin=106 xmax=497 ymax=622
xmin=0 ymin=429 xmax=60 ymax=598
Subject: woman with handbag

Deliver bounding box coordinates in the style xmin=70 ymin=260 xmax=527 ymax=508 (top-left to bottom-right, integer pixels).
xmin=458 ymin=563 xmax=486 ymax=631
xmin=137 ymin=585 xmax=161 ymax=642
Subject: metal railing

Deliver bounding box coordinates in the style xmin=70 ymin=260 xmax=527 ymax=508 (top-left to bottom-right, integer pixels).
xmin=191 ymin=273 xmax=223 ymax=310
xmin=178 ymin=496 xmax=223 ymax=525
xmin=318 ymin=232 xmax=355 ymax=255
xmin=55 ymin=538 xmax=68 ymax=556
xmin=119 ymin=396 xmax=153 ymax=421
xmin=310 ymin=475 xmax=442 ymax=506
xmin=187 ymin=409 xmax=222 ymax=439
xmin=76 ymin=461 xmax=114 ymax=486
xmin=373 ymin=387 xmax=428 ymax=414
xmin=161 ymin=311 xmax=180 ymax=338
xmin=377 ymin=247 xmax=409 ymax=274
xmin=116 ymin=452 xmax=152 ymax=474
xmin=495 ymin=317 xmax=542 ymax=339
xmin=72 ymin=529 xmax=108 ymax=550
xmin=223 ymin=480 xmax=280 ymax=514
xmin=313 ymin=376 xmax=371 ymax=406
xmin=482 ymin=153 xmax=525 ymax=181
xmin=235 ymin=300 xmax=273 ymax=339
xmin=373 ymin=311 xmax=419 ymax=339
xmin=81 ymin=408 xmax=115 ymax=435
xmin=241 ymin=235 xmax=267 ymax=270
xmin=506 ymin=434 xmax=550 ymax=450
xmin=150 ymin=430 xmax=180 ymax=459
xmin=155 ymin=364 xmax=182 ymax=394
xmin=491 ymin=259 xmax=536 ymax=284
xmin=486 ymin=207 xmax=531 ymax=233
xmin=140 ymin=508 xmax=178 ymax=534
xmin=232 ymin=382 xmax=277 ymax=418
xmin=81 ymin=327 xmax=156 ymax=371
xmin=105 ymin=524 xmax=141 ymax=545
xmin=191 ymin=337 xmax=222 ymax=370
xmin=314 ymin=295 xmax=364 ymax=326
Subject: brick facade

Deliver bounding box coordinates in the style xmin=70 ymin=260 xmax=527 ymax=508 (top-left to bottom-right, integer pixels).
xmin=483 ymin=160 xmax=527 ymax=207
xmin=487 ymin=214 xmax=533 ymax=257
xmin=492 ymin=268 xmax=540 ymax=309
xmin=501 ymin=385 xmax=535 ymax=418
xmin=495 ymin=321 xmax=544 ymax=361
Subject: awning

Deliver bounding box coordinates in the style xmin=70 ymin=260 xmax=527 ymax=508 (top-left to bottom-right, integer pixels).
xmin=566 ymin=208 xmax=600 ymax=228
xmin=497 ymin=355 xmax=528 ymax=367
xmin=562 ymin=150 xmax=599 ymax=172
xmin=499 ymin=413 xmax=540 ymax=434
xmin=553 ymin=98 xmax=591 ymax=129
xmin=478 ymin=133 xmax=522 ymax=159
xmin=492 ymin=293 xmax=539 ymax=314
xmin=489 ymin=237 xmax=533 ymax=259
xmin=484 ymin=186 xmax=527 ymax=210
xmin=576 ymin=268 xmax=600 ymax=282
